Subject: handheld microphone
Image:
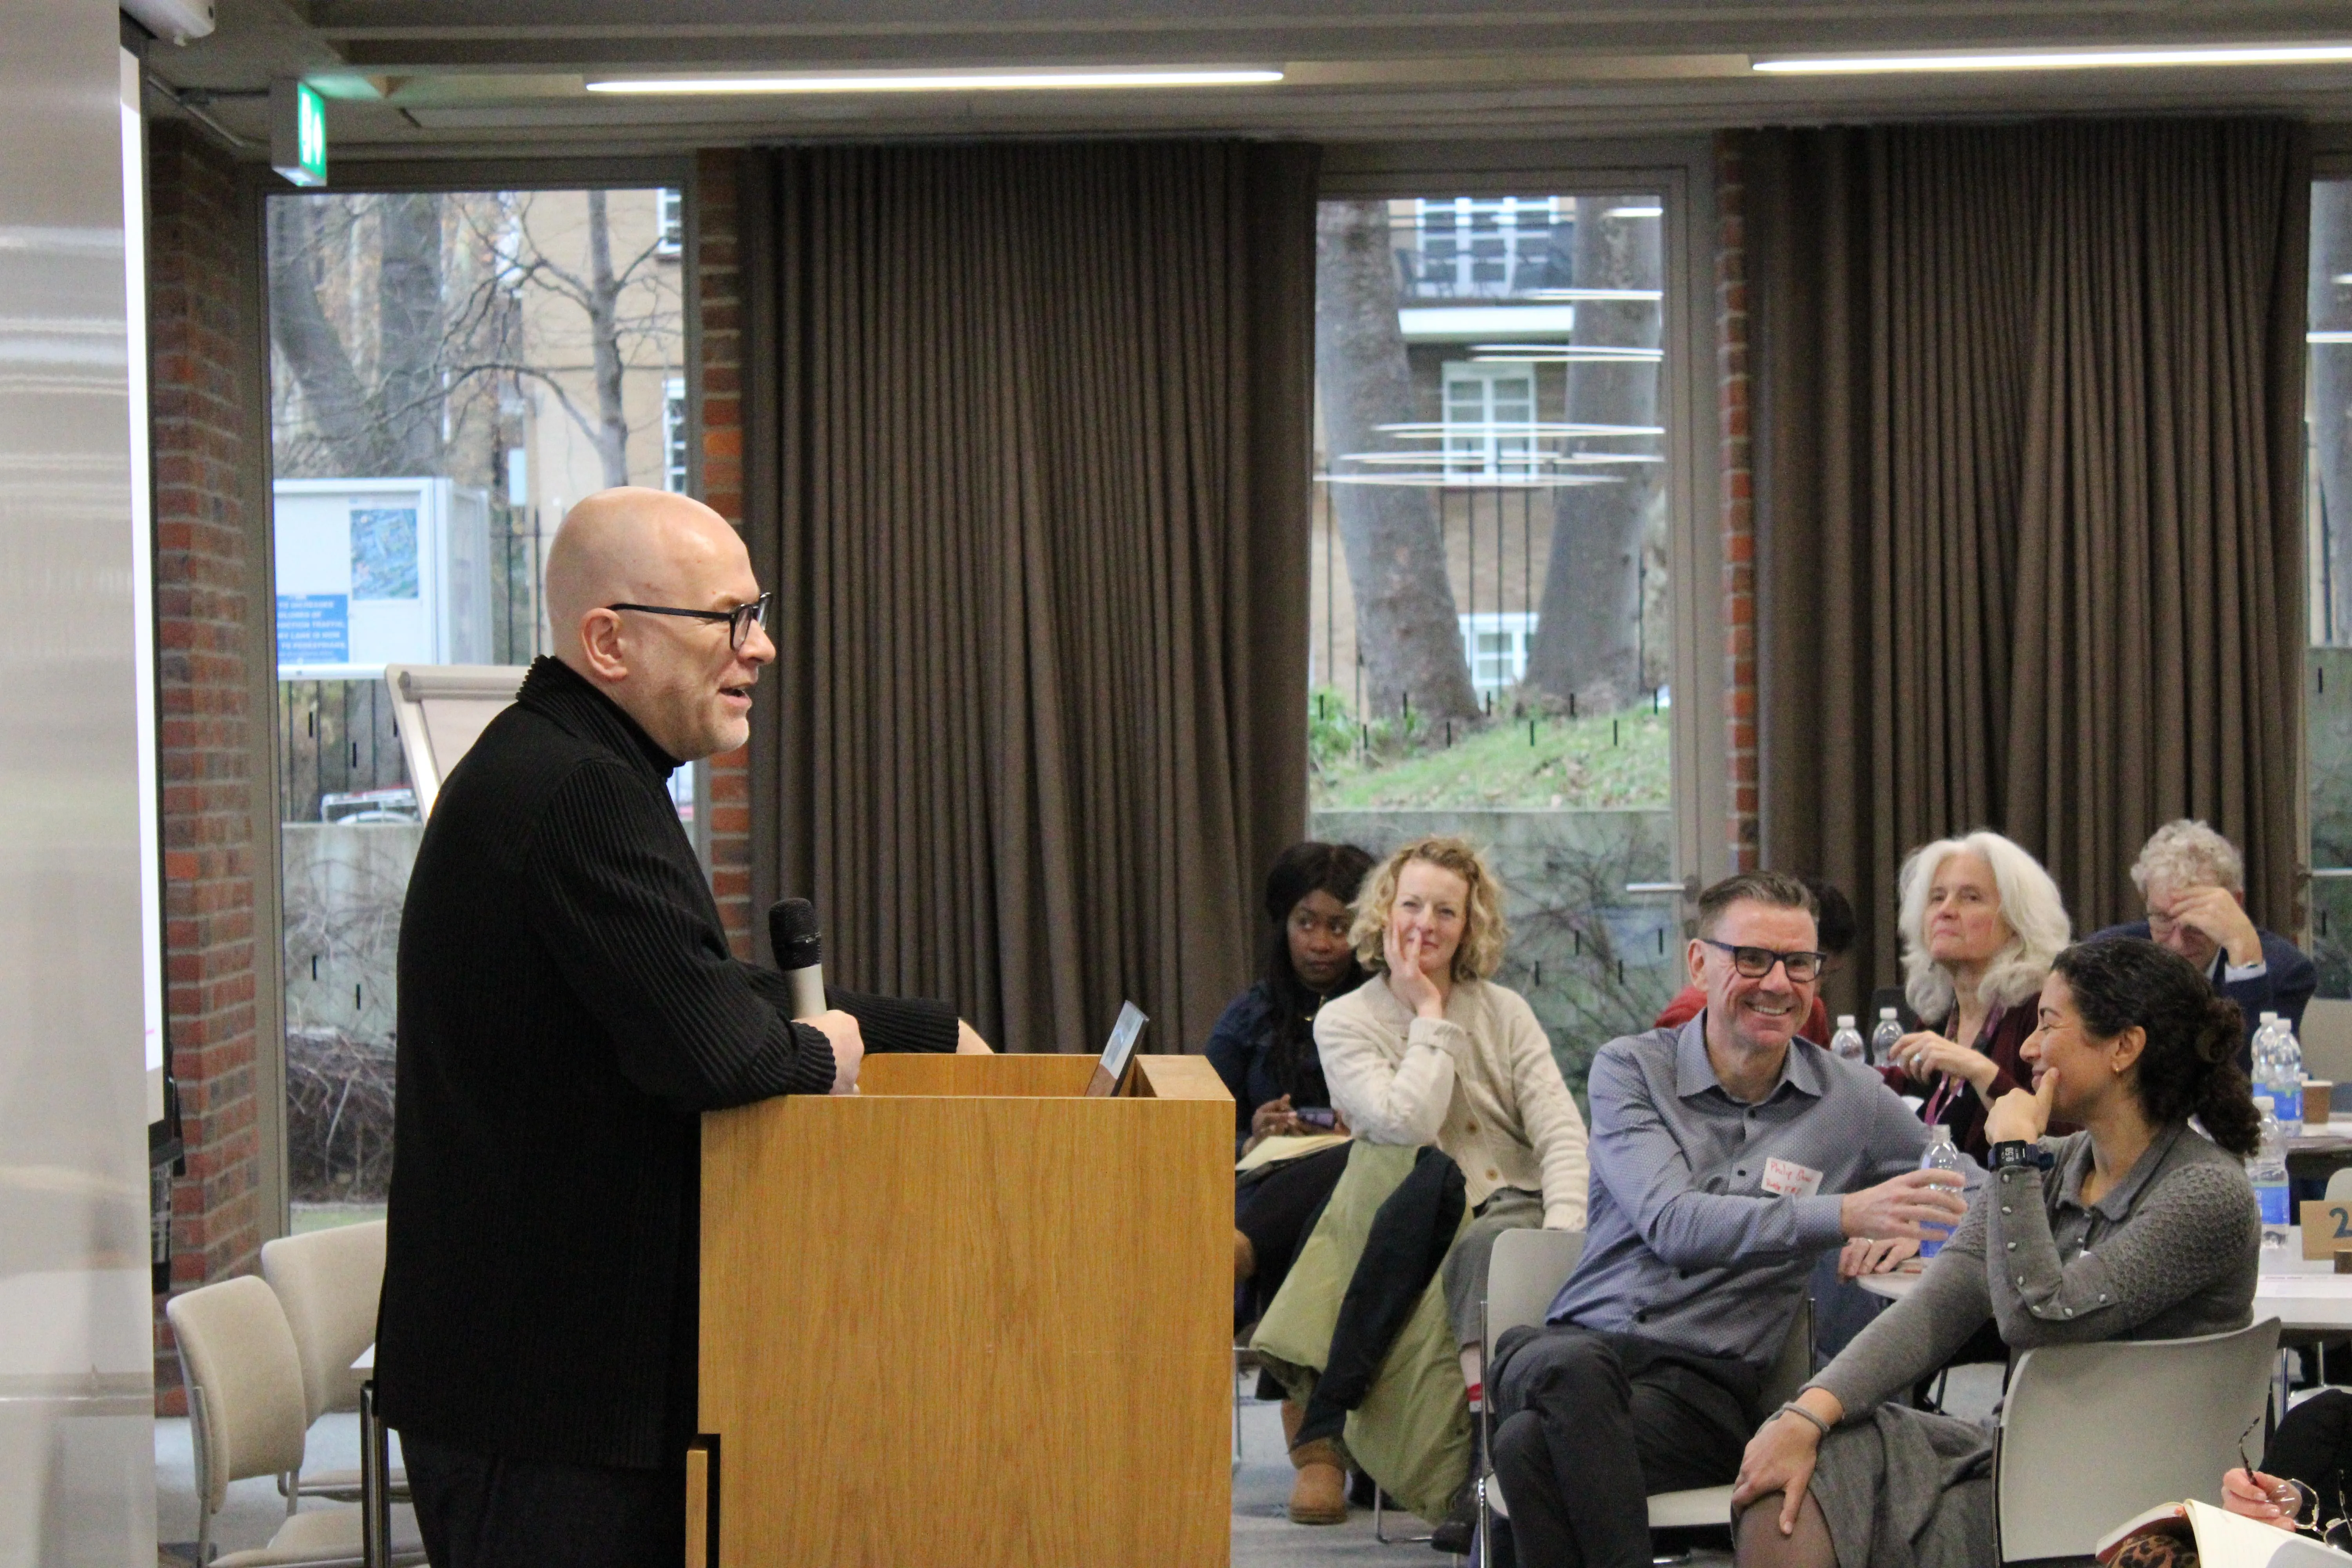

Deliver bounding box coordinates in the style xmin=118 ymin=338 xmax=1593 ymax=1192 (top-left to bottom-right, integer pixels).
xmin=767 ymin=897 xmax=827 ymax=1020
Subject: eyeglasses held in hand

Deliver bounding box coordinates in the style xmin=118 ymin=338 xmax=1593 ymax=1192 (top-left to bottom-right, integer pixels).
xmin=1698 ymin=937 xmax=1828 ymax=984
xmin=606 ymin=592 xmax=773 ymax=650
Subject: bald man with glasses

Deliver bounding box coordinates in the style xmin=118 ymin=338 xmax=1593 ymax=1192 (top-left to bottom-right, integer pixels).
xmin=377 ymin=488 xmax=986 ymax=1568
xmin=1483 ymin=871 xmax=1959 ymax=1568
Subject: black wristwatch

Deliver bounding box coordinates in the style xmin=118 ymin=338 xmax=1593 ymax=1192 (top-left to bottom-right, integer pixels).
xmin=1989 ymin=1140 xmax=2053 ymax=1172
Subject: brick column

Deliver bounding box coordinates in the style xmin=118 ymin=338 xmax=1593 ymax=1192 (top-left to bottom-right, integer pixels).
xmin=149 ymin=121 xmax=265 ymax=1412
xmin=696 ymin=151 xmax=753 ymax=956
xmin=1716 ymin=134 xmax=1759 ymax=873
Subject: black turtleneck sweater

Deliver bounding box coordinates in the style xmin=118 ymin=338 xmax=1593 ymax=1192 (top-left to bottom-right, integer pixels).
xmin=376 ymin=657 xmax=954 ymax=1469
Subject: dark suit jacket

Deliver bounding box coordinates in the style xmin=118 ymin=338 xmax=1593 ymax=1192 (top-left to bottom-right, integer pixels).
xmin=2089 ymin=919 xmax=2316 ymax=1071
xmin=377 ymin=657 xmax=954 ymax=1469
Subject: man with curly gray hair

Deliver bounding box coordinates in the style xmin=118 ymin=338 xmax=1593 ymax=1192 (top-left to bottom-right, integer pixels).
xmin=2091 ymin=818 xmax=2314 ymax=1069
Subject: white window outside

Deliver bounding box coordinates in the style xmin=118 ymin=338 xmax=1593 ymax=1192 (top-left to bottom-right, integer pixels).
xmin=664 ymin=375 xmax=688 ymax=492
xmin=656 ymin=187 xmax=683 ymax=257
xmin=1407 ymin=196 xmax=1563 ymax=299
xmin=1442 ymin=361 xmax=1538 ymax=480
xmin=1457 ymin=612 xmax=1539 ymax=693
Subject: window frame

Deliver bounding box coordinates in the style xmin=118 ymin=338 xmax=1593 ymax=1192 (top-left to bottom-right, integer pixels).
xmin=239 ymin=153 xmax=701 ymax=1241
xmin=1319 ymin=138 xmax=1727 ymax=902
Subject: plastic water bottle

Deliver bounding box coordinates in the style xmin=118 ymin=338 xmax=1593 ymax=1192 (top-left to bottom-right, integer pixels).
xmin=2276 ymin=1019 xmax=2307 ymax=1136
xmin=2251 ymin=1096 xmax=2292 ymax=1251
xmin=1829 ymin=1014 xmax=1866 ymax=1064
xmin=1869 ymin=1007 xmax=1904 ymax=1069
xmin=1917 ymin=1126 xmax=1965 ymax=1258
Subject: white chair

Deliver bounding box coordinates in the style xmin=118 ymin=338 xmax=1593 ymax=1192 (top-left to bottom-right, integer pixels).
xmin=1644 ymin=1301 xmax=1812 ymax=1532
xmin=1472 ymin=1227 xmax=1809 ymax=1567
xmin=1996 ymin=1317 xmax=2281 ymax=1563
xmin=1474 ymin=1229 xmax=1585 ymax=1564
xmin=165 ymin=1276 xmax=424 ymax=1567
xmin=262 ymin=1221 xmax=405 ymax=1503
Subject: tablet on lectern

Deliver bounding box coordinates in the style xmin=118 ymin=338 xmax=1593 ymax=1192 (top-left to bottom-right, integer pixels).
xmin=1084 ymin=1002 xmax=1149 ymax=1098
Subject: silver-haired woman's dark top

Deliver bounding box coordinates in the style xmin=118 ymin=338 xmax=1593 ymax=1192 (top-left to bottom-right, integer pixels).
xmin=1797 ymin=1123 xmax=2259 ymax=1568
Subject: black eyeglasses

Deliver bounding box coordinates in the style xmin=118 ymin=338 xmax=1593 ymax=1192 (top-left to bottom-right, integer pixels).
xmin=606 ymin=592 xmax=772 ymax=650
xmin=1699 ymin=937 xmax=1828 ymax=983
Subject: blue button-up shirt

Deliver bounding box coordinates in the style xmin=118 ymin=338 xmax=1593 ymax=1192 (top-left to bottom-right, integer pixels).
xmin=1547 ymin=1016 xmax=1934 ymax=1363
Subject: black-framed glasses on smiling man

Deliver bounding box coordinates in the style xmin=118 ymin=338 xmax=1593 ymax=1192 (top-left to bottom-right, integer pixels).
xmin=1697 ymin=938 xmax=1828 ymax=983
xmin=605 ymin=591 xmax=773 ymax=651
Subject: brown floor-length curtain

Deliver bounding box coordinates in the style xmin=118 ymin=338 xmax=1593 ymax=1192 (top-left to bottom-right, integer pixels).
xmin=1744 ymin=120 xmax=2309 ymax=1002
xmin=737 ymin=142 xmax=1319 ymax=1054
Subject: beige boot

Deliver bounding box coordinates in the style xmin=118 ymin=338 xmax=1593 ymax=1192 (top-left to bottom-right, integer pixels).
xmin=1234 ymin=1229 xmax=1256 ymax=1283
xmin=1282 ymin=1402 xmax=1349 ymax=1525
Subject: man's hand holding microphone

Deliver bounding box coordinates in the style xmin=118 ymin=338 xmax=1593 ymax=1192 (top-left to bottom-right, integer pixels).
xmin=771 ymin=897 xmax=866 ymax=1094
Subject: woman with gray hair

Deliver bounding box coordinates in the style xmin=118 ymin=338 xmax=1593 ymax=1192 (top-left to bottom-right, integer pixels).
xmin=1881 ymin=831 xmax=2072 ymax=1159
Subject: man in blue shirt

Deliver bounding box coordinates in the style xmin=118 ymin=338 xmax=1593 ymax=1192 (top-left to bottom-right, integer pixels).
xmin=1488 ymin=871 xmax=1964 ymax=1568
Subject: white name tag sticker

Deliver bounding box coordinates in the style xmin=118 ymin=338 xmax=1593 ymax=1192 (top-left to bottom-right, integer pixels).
xmin=1761 ymin=1157 xmax=1824 ymax=1199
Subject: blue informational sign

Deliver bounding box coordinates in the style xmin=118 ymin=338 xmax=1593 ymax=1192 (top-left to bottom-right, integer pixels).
xmin=277 ymin=593 xmax=349 ymax=663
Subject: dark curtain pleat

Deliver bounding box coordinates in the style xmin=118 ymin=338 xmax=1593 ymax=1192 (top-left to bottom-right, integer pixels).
xmin=740 ymin=142 xmax=1318 ymax=1053
xmin=1748 ymin=119 xmax=2308 ymax=1003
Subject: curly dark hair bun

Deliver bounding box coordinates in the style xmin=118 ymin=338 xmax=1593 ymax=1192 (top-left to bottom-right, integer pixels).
xmin=2050 ymin=936 xmax=2259 ymax=1156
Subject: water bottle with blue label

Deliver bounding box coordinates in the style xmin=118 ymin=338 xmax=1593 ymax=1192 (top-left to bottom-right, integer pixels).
xmin=1829 ymin=1014 xmax=1866 ymax=1063
xmin=2276 ymin=1018 xmax=2307 ymax=1136
xmin=2250 ymin=1095 xmax=2291 ymax=1250
xmin=1917 ymin=1126 xmax=1964 ymax=1258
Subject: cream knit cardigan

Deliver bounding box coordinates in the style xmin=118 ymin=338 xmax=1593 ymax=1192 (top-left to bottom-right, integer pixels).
xmin=1315 ymin=975 xmax=1589 ymax=1231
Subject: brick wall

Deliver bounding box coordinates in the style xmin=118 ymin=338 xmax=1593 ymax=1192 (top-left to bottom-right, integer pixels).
xmin=1715 ymin=134 xmax=1759 ymax=873
xmin=696 ymin=151 xmax=754 ymax=956
xmin=149 ymin=121 xmax=265 ymax=1412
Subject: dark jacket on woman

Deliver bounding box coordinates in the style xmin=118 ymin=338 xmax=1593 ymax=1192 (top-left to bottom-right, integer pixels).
xmin=1205 ymin=980 xmax=1345 ymax=1140
xmin=377 ymin=657 xmax=955 ymax=1470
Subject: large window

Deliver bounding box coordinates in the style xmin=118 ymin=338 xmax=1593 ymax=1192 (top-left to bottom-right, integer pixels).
xmin=266 ymin=185 xmax=686 ymax=1230
xmin=1312 ymin=191 xmax=1676 ymax=1098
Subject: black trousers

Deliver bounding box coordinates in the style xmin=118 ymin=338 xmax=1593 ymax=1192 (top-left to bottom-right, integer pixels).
xmin=1294 ymin=1145 xmax=1466 ymax=1448
xmin=1488 ymin=1325 xmax=1761 ymax=1568
xmin=403 ymin=1430 xmax=686 ymax=1568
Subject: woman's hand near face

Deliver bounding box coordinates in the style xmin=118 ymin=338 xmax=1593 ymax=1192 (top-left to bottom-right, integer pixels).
xmin=1383 ymin=922 xmax=1446 ymax=1021
xmin=1984 ymin=1071 xmax=2057 ymax=1147
xmin=1888 ymin=1031 xmax=1998 ymax=1094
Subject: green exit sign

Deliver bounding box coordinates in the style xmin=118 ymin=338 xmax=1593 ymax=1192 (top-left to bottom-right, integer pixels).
xmin=269 ymin=80 xmax=327 ymax=187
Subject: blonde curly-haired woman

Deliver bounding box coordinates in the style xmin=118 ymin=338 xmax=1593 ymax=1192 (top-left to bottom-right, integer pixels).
xmin=1255 ymin=835 xmax=1587 ymax=1540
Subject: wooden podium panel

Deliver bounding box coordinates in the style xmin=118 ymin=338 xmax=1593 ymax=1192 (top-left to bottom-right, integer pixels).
xmin=699 ymin=1053 xmax=1232 ymax=1567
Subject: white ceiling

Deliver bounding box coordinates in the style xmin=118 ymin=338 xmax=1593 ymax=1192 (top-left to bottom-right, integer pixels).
xmin=141 ymin=0 xmax=2352 ymax=162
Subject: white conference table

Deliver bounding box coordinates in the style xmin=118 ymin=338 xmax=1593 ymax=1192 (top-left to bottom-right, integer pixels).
xmin=1855 ymin=1230 xmax=2352 ymax=1332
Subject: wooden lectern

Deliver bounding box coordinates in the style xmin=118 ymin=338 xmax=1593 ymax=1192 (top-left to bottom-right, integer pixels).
xmin=692 ymin=1051 xmax=1234 ymax=1567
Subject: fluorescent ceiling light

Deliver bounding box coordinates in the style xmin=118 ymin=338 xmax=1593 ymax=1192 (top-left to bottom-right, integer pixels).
xmin=1755 ymin=43 xmax=2352 ymax=73
xmin=586 ymin=67 xmax=1283 ymax=94
xmin=1604 ymin=205 xmax=1664 ymax=218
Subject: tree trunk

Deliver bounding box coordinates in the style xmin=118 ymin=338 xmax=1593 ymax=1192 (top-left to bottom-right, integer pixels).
xmin=1316 ymin=200 xmax=1480 ymax=723
xmin=267 ymin=199 xmax=381 ymax=476
xmin=2315 ymin=183 xmax=2352 ymax=642
xmin=584 ymin=189 xmax=631 ymax=488
xmin=374 ymin=191 xmax=446 ymax=476
xmin=1523 ymin=196 xmax=1662 ymax=714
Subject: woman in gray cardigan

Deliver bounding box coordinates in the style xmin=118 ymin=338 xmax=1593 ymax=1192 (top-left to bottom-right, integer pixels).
xmin=1728 ymin=936 xmax=2263 ymax=1568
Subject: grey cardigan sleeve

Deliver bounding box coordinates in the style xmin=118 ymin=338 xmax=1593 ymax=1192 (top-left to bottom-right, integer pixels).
xmin=1984 ymin=1160 xmax=2256 ymax=1346
xmin=1804 ymin=1190 xmax=1996 ymax=1419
